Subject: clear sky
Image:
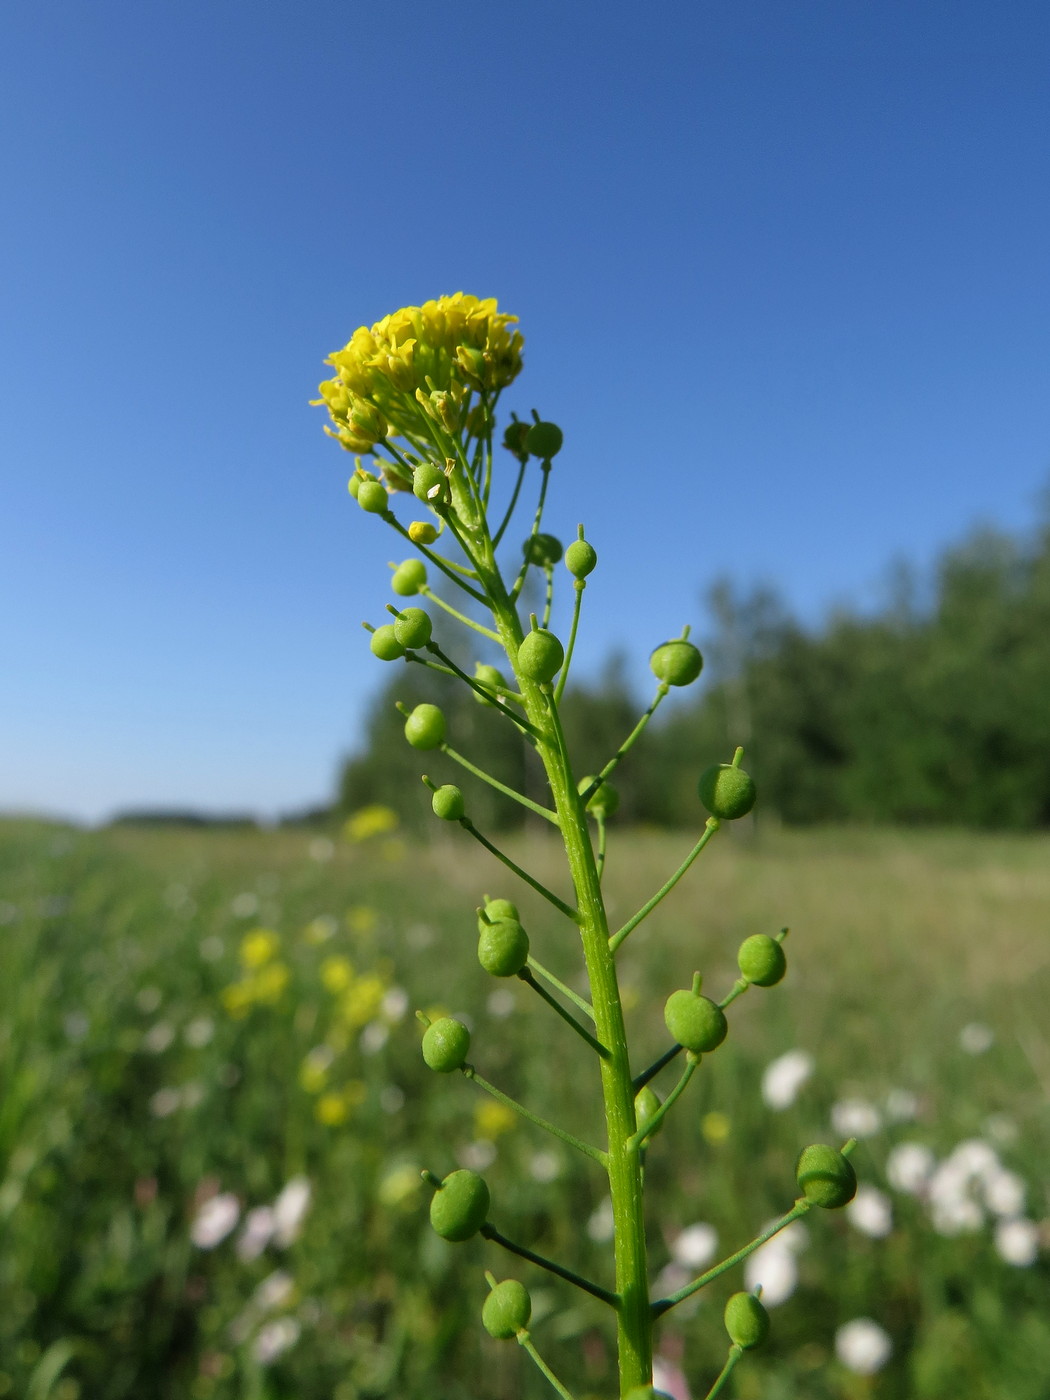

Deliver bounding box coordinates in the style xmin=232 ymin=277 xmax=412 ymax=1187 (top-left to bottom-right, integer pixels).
xmin=3 ymin=0 xmax=1048 ymax=823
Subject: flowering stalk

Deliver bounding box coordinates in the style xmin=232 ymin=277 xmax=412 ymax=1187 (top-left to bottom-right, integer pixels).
xmin=314 ymin=295 xmax=861 ymax=1399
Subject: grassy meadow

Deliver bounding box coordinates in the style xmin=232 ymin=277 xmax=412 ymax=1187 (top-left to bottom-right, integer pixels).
xmin=0 ymin=815 xmax=1047 ymax=1400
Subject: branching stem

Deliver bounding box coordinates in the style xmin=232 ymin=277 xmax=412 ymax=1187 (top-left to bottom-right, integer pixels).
xmin=463 ymin=1065 xmax=607 ymax=1165
xmin=481 ymin=1224 xmax=618 ymax=1306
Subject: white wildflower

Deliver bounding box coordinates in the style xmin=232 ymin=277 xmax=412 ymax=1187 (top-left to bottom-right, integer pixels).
xmin=529 ymin=1151 xmax=562 ymax=1184
xmin=231 ymin=891 xmax=259 ymax=918
xmin=149 ymin=1087 xmax=182 ymax=1118
xmin=254 ymin=1269 xmax=294 ymax=1310
xmin=884 ymin=1088 xmax=919 ymax=1122
xmin=835 ymin=1318 xmax=892 ymax=1374
xmin=143 ymin=1022 xmax=175 ymax=1054
xmin=743 ymin=1222 xmax=807 ymax=1307
xmin=458 ymin=1140 xmax=497 ymax=1171
xmin=983 ymin=1168 xmax=1026 ymax=1219
xmin=381 ymin=986 xmax=409 ymax=1021
xmin=994 ymin=1218 xmax=1039 ymax=1268
xmin=761 ymin=1049 xmax=814 ymax=1111
xmin=360 ymin=1021 xmax=389 ymax=1054
xmin=253 ymin=1316 xmax=301 ymax=1364
xmin=190 ymin=1192 xmax=240 ymax=1249
xmin=848 ymin=1184 xmax=893 ymax=1239
xmin=379 ymin=1085 xmax=405 ymax=1114
xmin=669 ymin=1223 xmax=718 ymax=1270
xmin=959 ymin=1022 xmax=994 ymax=1055
xmin=885 ymin=1142 xmax=936 ymax=1195
xmin=184 ymin=1017 xmax=215 ymax=1048
xmin=272 ymin=1177 xmax=312 ymax=1247
xmin=587 ymin=1197 xmax=615 ymax=1244
xmin=831 ymin=1097 xmax=882 ymax=1138
xmin=486 ymin=988 xmax=516 ymax=1019
xmin=237 ymin=1206 xmax=276 ymax=1261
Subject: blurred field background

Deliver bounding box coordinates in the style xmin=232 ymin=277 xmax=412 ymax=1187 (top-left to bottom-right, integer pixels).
xmin=2 ymin=813 xmax=1047 ymax=1400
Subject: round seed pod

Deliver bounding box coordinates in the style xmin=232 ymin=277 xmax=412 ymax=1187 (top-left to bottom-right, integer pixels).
xmin=524 ymin=420 xmax=564 ymax=459
xmin=650 ymin=640 xmax=703 ymax=687
xmin=408 ymin=520 xmax=439 ymax=545
xmin=565 ymin=538 xmax=597 ymax=578
xmin=478 ymin=919 xmax=530 ymax=977
xmin=503 ymin=420 xmax=531 ymax=460
xmin=404 ymin=703 xmax=446 ymax=750
xmin=432 ymin=784 xmax=465 ymax=821
xmin=429 ymin=1169 xmax=490 ymax=1241
xmin=577 ymin=774 xmax=620 ymax=819
xmin=347 ymin=473 xmax=363 ymax=499
xmin=357 ymin=480 xmax=389 ymax=514
xmin=421 ymin=1017 xmax=471 ymax=1072
xmin=796 ymin=1144 xmax=857 ymax=1208
xmin=413 ymin=462 xmax=448 ymax=505
xmin=522 ymin=533 xmax=564 ymax=567
xmin=392 ymin=559 xmax=428 ymax=596
xmin=724 ymin=1291 xmax=770 ymax=1349
xmin=393 ymin=607 xmax=432 ymax=649
xmin=477 ymin=899 xmax=519 ymax=934
xmin=698 ymin=764 xmax=757 ymax=820
xmin=482 ymin=1279 xmax=532 ymax=1339
xmin=664 ymin=989 xmax=727 ymax=1053
xmin=738 ymin=934 xmax=786 ymax=987
xmin=369 ymin=625 xmax=405 ymax=661
xmin=517 ymin=628 xmax=564 ymax=684
xmin=473 ymin=663 xmax=505 ymax=706
xmin=634 ymin=1085 xmax=663 ymax=1138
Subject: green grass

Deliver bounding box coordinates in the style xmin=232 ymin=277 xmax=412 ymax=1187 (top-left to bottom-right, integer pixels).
xmin=1 ymin=817 xmax=1047 ymax=1400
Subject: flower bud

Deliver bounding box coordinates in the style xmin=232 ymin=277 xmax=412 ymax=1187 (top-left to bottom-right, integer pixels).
xmin=522 ymin=533 xmax=563 ymax=567
xmin=357 ymin=480 xmax=389 ymax=514
xmin=348 ymin=397 xmax=388 ymax=444
xmin=432 ymin=784 xmax=465 ymax=821
xmin=578 ymin=775 xmax=619 ymax=819
xmin=737 ymin=934 xmax=786 ymax=987
xmin=634 ymin=1086 xmax=663 ymax=1138
xmin=404 ymin=703 xmax=446 ymax=750
xmin=393 ymin=607 xmax=432 ymax=649
xmin=482 ymin=1279 xmax=532 ymax=1339
xmin=473 ymin=663 xmax=505 ymax=706
xmin=477 ymin=899 xmax=519 ymax=933
xmin=370 ymin=625 xmax=405 ymax=661
xmin=524 ymin=420 xmax=563 ymax=459
xmin=650 ymin=640 xmax=703 ymax=687
xmin=517 ymin=628 xmax=564 ymax=684
xmin=413 ymin=462 xmax=448 ymax=506
xmin=724 ymin=1291 xmax=770 ymax=1349
xmin=455 ymin=344 xmax=488 ymax=388
xmin=408 ymin=520 xmax=439 ymax=545
xmin=392 ymin=559 xmax=428 ymax=596
xmin=422 ymin=1017 xmax=471 ymax=1072
xmin=796 ymin=1144 xmax=857 ymax=1208
xmin=664 ymin=988 xmax=727 ymax=1053
xmin=698 ymin=764 xmax=757 ymax=820
xmin=429 ymin=1169 xmax=490 ymax=1241
xmin=477 ymin=919 xmax=530 ymax=977
xmin=565 ymin=538 xmax=597 ymax=578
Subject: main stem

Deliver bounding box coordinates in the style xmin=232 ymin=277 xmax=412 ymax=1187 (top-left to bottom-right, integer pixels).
xmin=477 ymin=543 xmax=651 ymax=1395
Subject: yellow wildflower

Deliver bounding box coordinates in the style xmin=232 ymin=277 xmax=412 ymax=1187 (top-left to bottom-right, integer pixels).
xmin=340 ymin=975 xmax=386 ymax=1029
xmin=299 ymin=1046 xmax=334 ymax=1094
xmin=252 ymin=962 xmax=290 ymax=1004
xmin=221 ymin=981 xmax=254 ymax=1019
xmin=378 ymin=1163 xmax=421 ymax=1209
xmin=320 ymin=955 xmax=354 ymax=993
xmin=346 ymin=905 xmax=377 ymax=936
xmin=239 ymin=928 xmax=279 ymax=969
xmin=315 ymin=1092 xmax=349 ymax=1126
xmin=701 ymin=1111 xmax=732 ymax=1145
xmin=343 ymin=805 xmax=399 ymax=843
xmin=474 ymin=1100 xmax=516 ymax=1141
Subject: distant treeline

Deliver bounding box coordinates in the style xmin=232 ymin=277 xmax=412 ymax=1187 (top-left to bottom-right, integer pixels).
xmin=340 ymin=505 xmax=1050 ymax=830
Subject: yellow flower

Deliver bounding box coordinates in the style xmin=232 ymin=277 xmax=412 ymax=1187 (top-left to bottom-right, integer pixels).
xmin=346 ymin=905 xmax=377 ymax=935
xmin=299 ymin=1045 xmax=334 ymax=1094
xmin=701 ymin=1111 xmax=732 ymax=1145
xmin=315 ymin=1092 xmax=349 ymax=1126
xmin=240 ymin=928 xmax=279 ymax=969
xmin=252 ymin=962 xmax=290 ymax=1004
xmin=378 ymin=1163 xmax=421 ymax=1209
xmin=474 ymin=1100 xmax=516 ymax=1141
xmin=320 ymin=955 xmax=354 ymax=993
xmin=343 ymin=805 xmax=399 ymax=843
xmin=340 ymin=974 xmax=386 ymax=1028
xmin=221 ymin=981 xmax=254 ymax=1019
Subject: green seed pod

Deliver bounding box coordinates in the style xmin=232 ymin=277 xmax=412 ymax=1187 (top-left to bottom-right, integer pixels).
xmin=357 ymin=480 xmax=389 ymax=514
xmin=522 ymin=532 xmax=564 ymax=567
xmin=698 ymin=764 xmax=757 ymax=820
xmin=369 ymin=624 xmax=406 ymax=661
xmin=650 ymin=640 xmax=703 ymax=687
xmin=503 ymin=420 xmax=530 ymax=460
xmin=421 ymin=1017 xmax=471 ymax=1072
xmin=517 ymin=628 xmax=564 ymax=684
xmin=578 ymin=775 xmax=619 ymax=819
xmin=477 ymin=918 xmax=530 ymax=977
xmin=482 ymin=1279 xmax=532 ymax=1339
xmin=664 ymin=989 xmax=727 ymax=1053
xmin=634 ymin=1085 xmax=663 ymax=1138
xmin=393 ymin=607 xmax=432 ymax=649
xmin=413 ymin=462 xmax=448 ymax=505
xmin=432 ymin=784 xmax=465 ymax=821
xmin=565 ymin=538 xmax=597 ymax=578
xmin=429 ymin=1169 xmax=490 ymax=1241
xmin=473 ymin=662 xmax=505 ymax=706
xmin=524 ymin=420 xmax=564 ymax=459
xmin=738 ymin=933 xmax=786 ymax=987
xmin=796 ymin=1144 xmax=857 ymax=1208
xmin=391 ymin=559 xmax=428 ymax=596
xmin=477 ymin=899 xmax=519 ymax=933
xmin=724 ymin=1291 xmax=770 ymax=1349
xmin=347 ymin=473 xmax=363 ymax=500
xmin=404 ymin=703 xmax=446 ymax=750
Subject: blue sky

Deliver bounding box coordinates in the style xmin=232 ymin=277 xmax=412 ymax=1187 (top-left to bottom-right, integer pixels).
xmin=2 ymin=0 xmax=1048 ymax=822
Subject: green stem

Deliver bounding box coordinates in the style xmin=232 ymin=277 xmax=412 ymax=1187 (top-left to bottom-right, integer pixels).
xmin=419 ymin=585 xmax=501 ymax=642
xmin=481 ymin=1224 xmax=618 ymax=1306
xmin=703 ymin=1346 xmax=745 ymax=1400
xmin=541 ymin=566 xmax=554 ymax=629
xmin=632 ymin=1043 xmax=683 ymax=1093
xmin=518 ymin=969 xmax=610 ymax=1057
xmin=580 ymin=682 xmax=670 ymax=805
xmin=424 ymin=643 xmax=542 ymax=739
xmin=596 ymin=811 xmax=608 ymax=883
xmin=553 ymin=579 xmax=585 ymax=704
xmin=518 ymin=1333 xmax=579 ymax=1400
xmin=492 ymin=456 xmax=528 ymax=547
xmin=719 ymin=978 xmax=750 ymax=1010
xmin=387 ymin=516 xmax=487 ymax=602
xmin=652 ymin=1202 xmax=811 ymax=1316
xmin=627 ymin=1053 xmax=698 ymax=1148
xmin=459 ymin=819 xmax=579 ymax=922
xmin=526 ymin=956 xmax=596 ymax=1021
xmin=609 ymin=820 xmax=721 ymax=953
xmin=442 ymin=745 xmax=558 ymax=825
xmin=463 ymin=1065 xmax=606 ymax=1165
xmin=509 ymin=463 xmax=552 ymax=602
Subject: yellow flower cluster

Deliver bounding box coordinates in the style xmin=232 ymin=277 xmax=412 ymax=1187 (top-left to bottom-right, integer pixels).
xmin=313 ymin=293 xmax=523 ymax=453
xmin=343 ymin=804 xmax=399 ymax=843
xmin=221 ymin=929 xmax=292 ymax=1018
